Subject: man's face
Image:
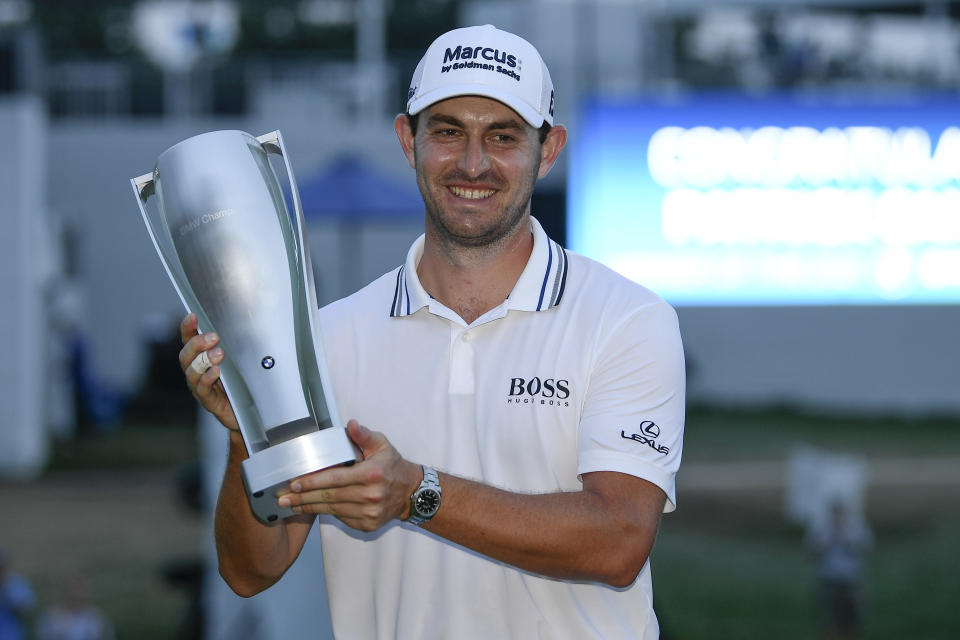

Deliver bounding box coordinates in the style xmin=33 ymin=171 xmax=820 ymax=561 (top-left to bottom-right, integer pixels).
xmin=396 ymin=96 xmax=563 ymax=249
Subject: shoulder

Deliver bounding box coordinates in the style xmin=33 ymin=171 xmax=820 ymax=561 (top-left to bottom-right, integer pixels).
xmin=562 ymin=250 xmax=678 ymax=328
xmin=318 ymin=266 xmax=402 ymax=326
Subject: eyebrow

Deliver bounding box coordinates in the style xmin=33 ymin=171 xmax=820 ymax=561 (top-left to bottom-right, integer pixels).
xmin=426 ymin=113 xmax=527 ymax=133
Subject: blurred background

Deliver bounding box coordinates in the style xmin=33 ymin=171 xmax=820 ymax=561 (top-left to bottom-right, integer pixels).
xmin=1 ymin=0 xmax=958 ymax=638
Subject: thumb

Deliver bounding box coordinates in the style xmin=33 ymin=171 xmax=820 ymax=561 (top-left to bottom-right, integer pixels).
xmin=346 ymin=419 xmax=383 ymax=455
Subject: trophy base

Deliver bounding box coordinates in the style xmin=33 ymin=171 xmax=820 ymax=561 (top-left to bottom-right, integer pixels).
xmin=241 ymin=427 xmax=360 ymax=524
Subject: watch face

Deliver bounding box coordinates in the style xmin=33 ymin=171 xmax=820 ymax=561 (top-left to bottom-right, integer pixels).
xmin=415 ymin=489 xmax=441 ymax=516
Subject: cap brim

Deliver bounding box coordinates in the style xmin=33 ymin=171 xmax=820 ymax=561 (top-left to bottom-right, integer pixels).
xmin=408 ymin=84 xmax=545 ymax=128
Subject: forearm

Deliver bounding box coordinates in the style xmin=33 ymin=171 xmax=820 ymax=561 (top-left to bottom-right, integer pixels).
xmin=422 ymin=471 xmax=665 ymax=588
xmin=214 ymin=431 xmax=313 ymax=597
xmin=276 ymin=423 xmax=668 ymax=588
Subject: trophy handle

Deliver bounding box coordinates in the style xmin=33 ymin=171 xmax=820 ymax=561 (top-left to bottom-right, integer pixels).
xmin=256 ymin=131 xmax=347 ymax=438
xmin=256 ymin=131 xmax=282 ymax=155
xmin=133 ymin=172 xmax=155 ymax=200
xmin=130 ymin=172 xmax=196 ymax=317
xmin=130 ymin=168 xmax=270 ymax=453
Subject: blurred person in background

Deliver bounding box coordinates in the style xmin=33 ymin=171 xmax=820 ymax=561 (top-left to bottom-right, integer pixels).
xmin=0 ymin=548 xmax=35 ymax=640
xmin=807 ymin=501 xmax=873 ymax=640
xmin=181 ymin=24 xmax=685 ymax=639
xmin=35 ymin=572 xmax=115 ymax=640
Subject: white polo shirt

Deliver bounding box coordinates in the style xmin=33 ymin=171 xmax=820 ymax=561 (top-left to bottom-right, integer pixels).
xmin=316 ymin=217 xmax=685 ymax=640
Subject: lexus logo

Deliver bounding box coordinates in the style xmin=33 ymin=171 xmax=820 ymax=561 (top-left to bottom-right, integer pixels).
xmin=621 ymin=420 xmax=669 ymax=455
xmin=640 ymin=420 xmax=660 ymax=438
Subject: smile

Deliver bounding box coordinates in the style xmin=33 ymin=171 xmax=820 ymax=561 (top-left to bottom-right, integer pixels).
xmin=448 ymin=185 xmax=496 ymax=200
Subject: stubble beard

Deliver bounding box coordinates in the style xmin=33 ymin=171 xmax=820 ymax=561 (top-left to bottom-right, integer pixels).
xmin=416 ymin=154 xmax=541 ymax=253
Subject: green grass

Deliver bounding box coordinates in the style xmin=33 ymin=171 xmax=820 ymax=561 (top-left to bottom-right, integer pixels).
xmin=653 ymin=524 xmax=818 ymax=640
xmin=866 ymin=512 xmax=960 ymax=638
xmin=653 ymin=509 xmax=960 ymax=640
xmin=650 ymin=406 xmax=960 ymax=640
xmin=683 ymin=405 xmax=960 ymax=461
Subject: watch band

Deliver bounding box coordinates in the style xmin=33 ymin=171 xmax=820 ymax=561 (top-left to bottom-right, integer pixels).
xmin=408 ymin=465 xmax=442 ymax=526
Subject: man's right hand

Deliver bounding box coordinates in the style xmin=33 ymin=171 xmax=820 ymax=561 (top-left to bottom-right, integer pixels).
xmin=179 ymin=313 xmax=240 ymax=431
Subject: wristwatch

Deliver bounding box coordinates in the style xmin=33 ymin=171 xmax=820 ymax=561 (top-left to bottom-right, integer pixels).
xmin=408 ymin=466 xmax=442 ymax=526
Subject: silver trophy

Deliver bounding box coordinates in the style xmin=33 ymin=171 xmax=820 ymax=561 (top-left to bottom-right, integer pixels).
xmin=131 ymin=129 xmax=358 ymax=524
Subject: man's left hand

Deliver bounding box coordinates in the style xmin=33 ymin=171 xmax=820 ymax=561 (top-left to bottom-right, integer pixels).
xmin=277 ymin=420 xmax=422 ymax=532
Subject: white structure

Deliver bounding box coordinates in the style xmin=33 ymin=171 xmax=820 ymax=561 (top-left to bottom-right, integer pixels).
xmin=0 ymin=97 xmax=53 ymax=478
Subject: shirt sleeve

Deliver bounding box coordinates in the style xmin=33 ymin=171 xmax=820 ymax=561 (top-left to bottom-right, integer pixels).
xmin=577 ymin=300 xmax=686 ymax=512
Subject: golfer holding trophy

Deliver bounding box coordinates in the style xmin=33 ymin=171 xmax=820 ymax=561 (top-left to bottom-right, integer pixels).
xmin=135 ymin=24 xmax=684 ymax=640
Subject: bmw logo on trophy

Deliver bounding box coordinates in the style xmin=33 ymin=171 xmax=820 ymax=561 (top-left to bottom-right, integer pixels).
xmin=131 ymin=130 xmax=358 ymax=524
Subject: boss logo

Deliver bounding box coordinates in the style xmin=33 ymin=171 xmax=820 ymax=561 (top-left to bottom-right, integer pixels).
xmin=507 ymin=377 xmax=570 ymax=407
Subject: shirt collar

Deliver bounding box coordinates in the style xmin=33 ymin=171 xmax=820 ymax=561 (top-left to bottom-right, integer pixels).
xmin=389 ymin=216 xmax=569 ymax=318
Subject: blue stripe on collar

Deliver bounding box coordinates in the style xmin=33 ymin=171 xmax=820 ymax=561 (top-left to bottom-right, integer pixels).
xmin=390 ymin=266 xmax=404 ymax=317
xmin=388 ymin=219 xmax=569 ymax=317
xmin=536 ymin=239 xmax=554 ymax=311
xmin=550 ymin=243 xmax=568 ymax=308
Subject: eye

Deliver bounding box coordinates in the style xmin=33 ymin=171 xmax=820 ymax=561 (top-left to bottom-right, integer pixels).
xmin=492 ymin=134 xmax=516 ymax=143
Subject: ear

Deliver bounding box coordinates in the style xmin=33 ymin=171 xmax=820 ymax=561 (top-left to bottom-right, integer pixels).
xmin=536 ymin=124 xmax=567 ymax=180
xmin=395 ymin=114 xmax=417 ymax=169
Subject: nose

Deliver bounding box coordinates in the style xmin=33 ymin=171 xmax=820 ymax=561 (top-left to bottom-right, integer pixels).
xmin=456 ymin=135 xmax=491 ymax=178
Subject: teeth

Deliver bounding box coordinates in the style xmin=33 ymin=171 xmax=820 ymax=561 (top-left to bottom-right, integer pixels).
xmin=449 ymin=186 xmax=495 ymax=199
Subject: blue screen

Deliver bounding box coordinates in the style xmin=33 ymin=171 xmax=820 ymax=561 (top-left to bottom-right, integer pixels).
xmin=567 ymin=94 xmax=960 ymax=305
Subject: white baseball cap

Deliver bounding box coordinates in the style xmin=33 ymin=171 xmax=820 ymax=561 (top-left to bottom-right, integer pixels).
xmin=406 ymin=24 xmax=555 ymax=128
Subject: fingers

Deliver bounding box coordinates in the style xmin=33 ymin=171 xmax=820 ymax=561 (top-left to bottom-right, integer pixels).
xmin=193 ymin=349 xmax=225 ymax=398
xmin=179 ymin=313 xmax=198 ymax=345
xmin=276 ymin=430 xmax=417 ymax=531
xmin=288 ymin=458 xmax=379 ymax=493
xmin=282 ymin=483 xmax=381 ymax=510
xmin=179 ymin=330 xmax=219 ymax=374
xmin=177 ymin=313 xmax=239 ymax=431
xmin=189 ymin=350 xmax=212 ymax=375
xmin=278 ymin=462 xmax=374 ymax=509
xmin=278 ymin=481 xmax=390 ymax=531
xmin=178 ymin=313 xmax=220 ymax=378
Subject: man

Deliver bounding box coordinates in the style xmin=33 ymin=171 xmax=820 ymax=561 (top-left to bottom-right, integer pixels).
xmin=180 ymin=24 xmax=685 ymax=639
xmin=807 ymin=501 xmax=872 ymax=640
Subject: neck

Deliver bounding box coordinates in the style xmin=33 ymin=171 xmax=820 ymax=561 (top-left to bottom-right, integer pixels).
xmin=417 ymin=217 xmax=534 ymax=324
